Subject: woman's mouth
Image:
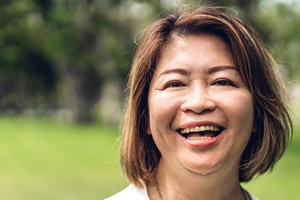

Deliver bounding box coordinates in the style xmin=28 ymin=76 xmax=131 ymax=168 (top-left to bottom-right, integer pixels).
xmin=177 ymin=125 xmax=223 ymax=141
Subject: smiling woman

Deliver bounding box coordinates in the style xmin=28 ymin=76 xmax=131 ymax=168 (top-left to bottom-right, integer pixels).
xmin=146 ymin=34 xmax=256 ymax=199
xmin=105 ymin=4 xmax=293 ymax=200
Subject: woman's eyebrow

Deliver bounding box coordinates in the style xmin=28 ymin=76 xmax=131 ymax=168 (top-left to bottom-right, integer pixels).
xmin=207 ymin=65 xmax=238 ymax=74
xmin=156 ymin=65 xmax=237 ymax=79
xmin=157 ymin=68 xmax=190 ymax=78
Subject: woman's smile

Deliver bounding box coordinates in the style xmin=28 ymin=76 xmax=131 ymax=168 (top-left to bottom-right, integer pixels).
xmin=176 ymin=122 xmax=224 ymax=147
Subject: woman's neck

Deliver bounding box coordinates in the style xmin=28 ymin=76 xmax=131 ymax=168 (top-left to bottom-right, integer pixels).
xmin=148 ymin=160 xmax=245 ymax=200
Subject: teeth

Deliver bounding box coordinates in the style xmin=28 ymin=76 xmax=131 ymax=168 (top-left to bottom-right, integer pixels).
xmin=180 ymin=125 xmax=220 ymax=134
xmin=187 ymin=136 xmax=213 ymax=140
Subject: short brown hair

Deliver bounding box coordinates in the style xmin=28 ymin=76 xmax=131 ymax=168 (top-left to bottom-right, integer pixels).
xmin=120 ymin=5 xmax=293 ymax=187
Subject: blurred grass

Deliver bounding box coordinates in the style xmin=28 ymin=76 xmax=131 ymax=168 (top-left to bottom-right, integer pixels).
xmin=0 ymin=116 xmax=128 ymax=200
xmin=242 ymin=121 xmax=300 ymax=200
xmin=0 ymin=116 xmax=299 ymax=200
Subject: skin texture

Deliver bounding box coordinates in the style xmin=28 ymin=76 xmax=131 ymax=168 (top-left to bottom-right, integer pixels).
xmin=147 ymin=34 xmax=256 ymax=199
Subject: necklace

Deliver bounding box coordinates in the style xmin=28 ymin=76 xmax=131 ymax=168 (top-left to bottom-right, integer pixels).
xmin=153 ymin=176 xmax=163 ymax=200
xmin=153 ymin=175 xmax=251 ymax=200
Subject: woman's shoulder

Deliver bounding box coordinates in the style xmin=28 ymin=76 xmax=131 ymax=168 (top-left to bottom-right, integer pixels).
xmin=249 ymin=192 xmax=259 ymax=200
xmin=245 ymin=189 xmax=259 ymax=200
xmin=104 ymin=184 xmax=149 ymax=200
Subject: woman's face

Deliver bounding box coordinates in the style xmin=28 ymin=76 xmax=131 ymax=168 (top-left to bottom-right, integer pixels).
xmin=147 ymin=34 xmax=256 ymax=176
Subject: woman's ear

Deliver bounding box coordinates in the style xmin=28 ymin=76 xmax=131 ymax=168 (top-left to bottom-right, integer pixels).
xmin=146 ymin=128 xmax=152 ymax=135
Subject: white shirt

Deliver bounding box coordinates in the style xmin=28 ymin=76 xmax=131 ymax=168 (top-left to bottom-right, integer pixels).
xmin=105 ymin=184 xmax=259 ymax=200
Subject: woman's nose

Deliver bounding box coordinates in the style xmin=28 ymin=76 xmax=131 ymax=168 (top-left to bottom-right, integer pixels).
xmin=181 ymin=84 xmax=216 ymax=114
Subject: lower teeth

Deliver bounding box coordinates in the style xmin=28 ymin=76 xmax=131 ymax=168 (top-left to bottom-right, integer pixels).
xmin=187 ymin=136 xmax=213 ymax=141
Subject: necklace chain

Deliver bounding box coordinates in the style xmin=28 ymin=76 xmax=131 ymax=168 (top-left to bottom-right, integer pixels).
xmin=153 ymin=175 xmax=251 ymax=200
xmin=153 ymin=176 xmax=163 ymax=200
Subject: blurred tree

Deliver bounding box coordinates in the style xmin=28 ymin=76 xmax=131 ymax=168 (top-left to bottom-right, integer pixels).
xmin=257 ymin=2 xmax=300 ymax=80
xmin=0 ymin=0 xmax=141 ymax=122
xmin=0 ymin=0 xmax=298 ymax=123
xmin=42 ymin=0 xmax=105 ymax=122
xmin=0 ymin=0 xmax=57 ymax=114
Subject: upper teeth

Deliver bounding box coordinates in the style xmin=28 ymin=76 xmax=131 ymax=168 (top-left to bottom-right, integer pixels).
xmin=181 ymin=125 xmax=220 ymax=134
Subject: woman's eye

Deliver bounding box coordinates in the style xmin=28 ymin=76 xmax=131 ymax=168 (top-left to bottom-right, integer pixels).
xmin=165 ymin=82 xmax=185 ymax=88
xmin=214 ymin=80 xmax=235 ymax=86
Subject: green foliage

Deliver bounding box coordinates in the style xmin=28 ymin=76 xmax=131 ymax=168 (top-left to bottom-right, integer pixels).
xmin=0 ymin=0 xmax=57 ymax=113
xmin=0 ymin=0 xmax=138 ymax=122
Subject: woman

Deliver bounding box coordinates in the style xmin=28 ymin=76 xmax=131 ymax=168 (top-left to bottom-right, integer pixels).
xmin=106 ymin=5 xmax=293 ymax=200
